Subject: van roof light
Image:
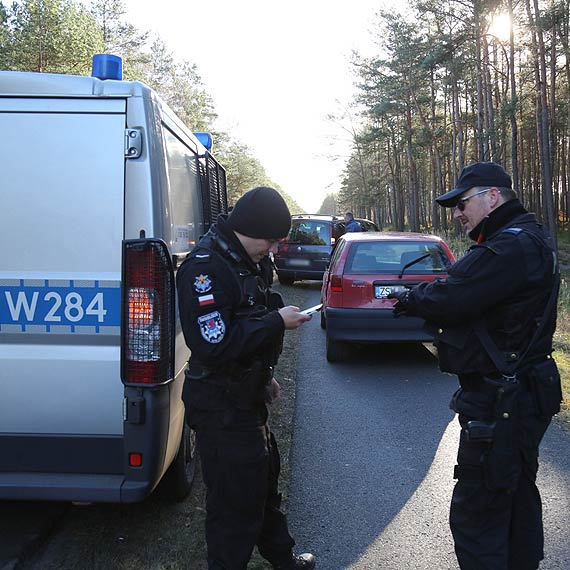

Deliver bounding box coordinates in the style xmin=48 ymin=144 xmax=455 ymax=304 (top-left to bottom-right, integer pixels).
xmin=193 ymin=132 xmax=213 ymax=151
xmin=92 ymin=54 xmax=123 ymax=80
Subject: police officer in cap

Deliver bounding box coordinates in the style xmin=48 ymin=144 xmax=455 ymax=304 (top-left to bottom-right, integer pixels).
xmin=389 ymin=162 xmax=561 ymax=569
xmin=177 ymin=187 xmax=316 ymax=570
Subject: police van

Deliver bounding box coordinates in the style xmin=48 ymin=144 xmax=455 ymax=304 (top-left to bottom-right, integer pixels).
xmin=0 ymin=55 xmax=227 ymax=503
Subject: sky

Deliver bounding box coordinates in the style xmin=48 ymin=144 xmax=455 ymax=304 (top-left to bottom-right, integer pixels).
xmin=122 ymin=0 xmax=395 ymax=212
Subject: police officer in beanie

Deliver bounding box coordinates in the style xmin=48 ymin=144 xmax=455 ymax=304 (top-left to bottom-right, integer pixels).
xmin=389 ymin=162 xmax=561 ymax=570
xmin=177 ymin=187 xmax=316 ymax=570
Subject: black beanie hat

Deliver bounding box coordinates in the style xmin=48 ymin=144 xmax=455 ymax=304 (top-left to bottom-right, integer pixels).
xmin=227 ymin=187 xmax=291 ymax=239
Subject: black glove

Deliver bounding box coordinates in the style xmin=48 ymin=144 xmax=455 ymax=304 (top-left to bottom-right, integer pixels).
xmin=387 ymin=290 xmax=411 ymax=317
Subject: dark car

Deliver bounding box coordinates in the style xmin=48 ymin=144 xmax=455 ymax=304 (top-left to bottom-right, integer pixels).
xmin=355 ymin=218 xmax=379 ymax=232
xmin=274 ymin=215 xmax=345 ymax=285
xmin=320 ymin=231 xmax=455 ymax=362
xmin=274 ymin=214 xmax=379 ymax=285
xmin=338 ymin=217 xmax=379 ymax=233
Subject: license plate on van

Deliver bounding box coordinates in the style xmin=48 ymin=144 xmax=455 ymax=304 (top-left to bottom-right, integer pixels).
xmin=375 ymin=285 xmax=406 ymax=298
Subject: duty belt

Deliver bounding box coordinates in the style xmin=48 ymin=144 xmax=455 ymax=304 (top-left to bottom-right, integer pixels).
xmin=186 ymin=360 xmax=272 ymax=381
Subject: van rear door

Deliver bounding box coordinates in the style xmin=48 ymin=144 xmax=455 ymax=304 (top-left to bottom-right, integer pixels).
xmin=0 ymin=96 xmax=126 ymax=497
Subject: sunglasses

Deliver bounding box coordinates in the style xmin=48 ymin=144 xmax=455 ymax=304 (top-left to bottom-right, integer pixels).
xmin=456 ymin=188 xmax=492 ymax=211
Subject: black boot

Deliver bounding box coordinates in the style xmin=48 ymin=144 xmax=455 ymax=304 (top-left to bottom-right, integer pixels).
xmin=273 ymin=553 xmax=316 ymax=570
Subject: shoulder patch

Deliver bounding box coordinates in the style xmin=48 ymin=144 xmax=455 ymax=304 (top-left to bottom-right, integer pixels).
xmin=194 ymin=273 xmax=213 ymax=293
xmin=198 ymin=311 xmax=226 ymax=343
xmin=503 ymin=227 xmax=523 ymax=235
xmin=198 ymin=293 xmax=216 ymax=307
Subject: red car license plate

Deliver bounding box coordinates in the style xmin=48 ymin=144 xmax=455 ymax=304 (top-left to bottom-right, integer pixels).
xmin=374 ymin=285 xmax=405 ymax=299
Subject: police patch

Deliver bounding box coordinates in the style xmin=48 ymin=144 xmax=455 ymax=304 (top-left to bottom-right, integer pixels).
xmin=194 ymin=273 xmax=212 ymax=293
xmin=198 ymin=311 xmax=226 ymax=343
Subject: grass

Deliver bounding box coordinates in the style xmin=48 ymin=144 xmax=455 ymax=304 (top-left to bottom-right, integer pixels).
xmin=19 ymin=282 xmax=311 ymax=570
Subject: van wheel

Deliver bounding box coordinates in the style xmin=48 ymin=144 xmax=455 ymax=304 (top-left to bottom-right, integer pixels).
xmin=320 ymin=310 xmax=326 ymax=330
xmin=326 ymin=334 xmax=349 ymax=362
xmin=158 ymin=422 xmax=197 ymax=502
xmin=277 ymin=273 xmax=294 ymax=286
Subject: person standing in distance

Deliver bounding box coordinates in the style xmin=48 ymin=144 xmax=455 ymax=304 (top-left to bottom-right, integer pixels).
xmin=343 ymin=212 xmax=362 ymax=232
xmin=177 ymin=187 xmax=316 ymax=570
xmin=389 ymin=162 xmax=561 ymax=570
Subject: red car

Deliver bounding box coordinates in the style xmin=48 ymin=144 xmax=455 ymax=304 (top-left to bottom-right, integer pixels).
xmin=320 ymin=232 xmax=456 ymax=362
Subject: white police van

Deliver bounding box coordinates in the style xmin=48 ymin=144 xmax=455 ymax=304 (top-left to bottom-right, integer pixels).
xmin=0 ymin=55 xmax=227 ymax=503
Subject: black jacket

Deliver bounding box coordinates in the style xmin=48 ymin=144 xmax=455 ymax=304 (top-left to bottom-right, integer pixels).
xmin=176 ymin=216 xmax=285 ymax=408
xmin=406 ymin=200 xmax=558 ymax=377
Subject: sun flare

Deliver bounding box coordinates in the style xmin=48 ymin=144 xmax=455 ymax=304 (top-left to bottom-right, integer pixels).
xmin=489 ymin=13 xmax=512 ymax=42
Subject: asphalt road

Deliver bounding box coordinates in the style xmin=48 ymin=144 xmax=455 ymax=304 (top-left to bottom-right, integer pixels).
xmin=287 ymin=289 xmax=570 ymax=570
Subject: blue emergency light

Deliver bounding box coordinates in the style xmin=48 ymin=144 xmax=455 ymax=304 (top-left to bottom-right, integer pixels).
xmin=92 ymin=54 xmax=123 ymax=80
xmin=193 ymin=132 xmax=213 ymax=151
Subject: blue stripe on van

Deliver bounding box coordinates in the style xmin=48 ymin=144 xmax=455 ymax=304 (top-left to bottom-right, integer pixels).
xmin=0 ymin=279 xmax=121 ymax=333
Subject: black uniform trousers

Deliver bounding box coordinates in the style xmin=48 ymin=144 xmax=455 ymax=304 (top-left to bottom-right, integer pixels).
xmin=189 ymin=404 xmax=295 ymax=570
xmin=450 ymin=382 xmax=551 ymax=570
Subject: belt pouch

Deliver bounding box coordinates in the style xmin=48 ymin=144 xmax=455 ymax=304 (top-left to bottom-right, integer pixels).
xmin=528 ymin=358 xmax=562 ymax=417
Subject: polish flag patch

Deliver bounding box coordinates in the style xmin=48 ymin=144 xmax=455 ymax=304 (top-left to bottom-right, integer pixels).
xmin=198 ymin=293 xmax=215 ymax=307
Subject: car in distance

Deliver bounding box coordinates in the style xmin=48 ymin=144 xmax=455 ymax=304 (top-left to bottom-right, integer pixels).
xmin=274 ymin=215 xmax=345 ymax=285
xmin=274 ymin=214 xmax=379 ymax=285
xmin=321 ymin=232 xmax=455 ymax=362
xmin=353 ymin=218 xmax=378 ymax=232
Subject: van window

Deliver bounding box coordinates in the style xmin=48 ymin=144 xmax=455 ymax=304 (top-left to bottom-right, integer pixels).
xmin=164 ymin=128 xmax=205 ymax=253
xmin=288 ymin=221 xmax=330 ymax=246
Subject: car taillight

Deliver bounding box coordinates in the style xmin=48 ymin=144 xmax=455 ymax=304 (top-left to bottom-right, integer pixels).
xmin=331 ymin=275 xmax=343 ymax=292
xmin=121 ymin=239 xmax=175 ymax=385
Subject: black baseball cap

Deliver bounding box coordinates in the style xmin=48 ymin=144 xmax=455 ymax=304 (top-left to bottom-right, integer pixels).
xmin=436 ymin=162 xmax=512 ymax=207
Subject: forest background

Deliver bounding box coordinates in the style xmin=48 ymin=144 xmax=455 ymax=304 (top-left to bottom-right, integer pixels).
xmin=1 ymin=0 xmax=569 ymax=236
xmin=1 ymin=0 xmax=569 ymax=410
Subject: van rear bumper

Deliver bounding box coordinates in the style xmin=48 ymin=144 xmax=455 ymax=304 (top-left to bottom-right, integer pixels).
xmin=0 ymin=380 xmax=180 ymax=503
xmin=0 ymin=433 xmax=158 ymax=503
xmin=0 ymin=472 xmax=153 ymax=503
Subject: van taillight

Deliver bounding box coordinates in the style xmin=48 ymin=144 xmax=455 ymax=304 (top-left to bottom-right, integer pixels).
xmin=331 ymin=275 xmax=343 ymax=292
xmin=128 ymin=288 xmax=154 ymax=327
xmin=121 ymin=239 xmax=175 ymax=385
